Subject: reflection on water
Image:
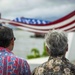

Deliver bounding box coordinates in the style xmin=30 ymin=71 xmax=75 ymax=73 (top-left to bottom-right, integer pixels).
xmin=13 ymin=30 xmax=44 ymax=59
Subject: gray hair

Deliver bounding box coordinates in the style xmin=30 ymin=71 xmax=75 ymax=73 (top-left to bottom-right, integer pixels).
xmin=45 ymin=30 xmax=68 ymax=56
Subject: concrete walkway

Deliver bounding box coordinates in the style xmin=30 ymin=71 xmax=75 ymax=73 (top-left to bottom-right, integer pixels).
xmin=27 ymin=57 xmax=48 ymax=64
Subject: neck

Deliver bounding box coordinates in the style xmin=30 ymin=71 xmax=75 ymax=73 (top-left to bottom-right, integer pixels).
xmin=48 ymin=55 xmax=65 ymax=60
xmin=6 ymin=46 xmax=12 ymax=51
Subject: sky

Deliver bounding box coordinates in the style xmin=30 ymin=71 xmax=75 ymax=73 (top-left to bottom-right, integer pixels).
xmin=0 ymin=0 xmax=75 ymax=21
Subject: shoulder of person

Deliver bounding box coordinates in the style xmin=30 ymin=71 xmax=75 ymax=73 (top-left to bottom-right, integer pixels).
xmin=64 ymin=60 xmax=75 ymax=74
xmin=69 ymin=62 xmax=75 ymax=72
xmin=31 ymin=61 xmax=48 ymax=75
xmin=11 ymin=55 xmax=28 ymax=63
xmin=32 ymin=66 xmax=44 ymax=75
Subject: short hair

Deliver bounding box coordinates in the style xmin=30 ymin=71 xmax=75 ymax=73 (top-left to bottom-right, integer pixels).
xmin=45 ymin=30 xmax=68 ymax=57
xmin=0 ymin=26 xmax=14 ymax=47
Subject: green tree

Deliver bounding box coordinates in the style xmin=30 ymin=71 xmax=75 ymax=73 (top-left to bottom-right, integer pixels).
xmin=27 ymin=43 xmax=49 ymax=59
xmin=31 ymin=48 xmax=40 ymax=57
xmin=27 ymin=48 xmax=40 ymax=59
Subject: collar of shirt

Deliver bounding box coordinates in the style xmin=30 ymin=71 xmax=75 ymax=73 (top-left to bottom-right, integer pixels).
xmin=0 ymin=47 xmax=14 ymax=54
xmin=48 ymin=55 xmax=66 ymax=61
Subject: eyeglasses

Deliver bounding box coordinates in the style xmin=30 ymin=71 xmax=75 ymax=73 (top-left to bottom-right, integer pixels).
xmin=10 ymin=37 xmax=16 ymax=41
xmin=14 ymin=37 xmax=16 ymax=41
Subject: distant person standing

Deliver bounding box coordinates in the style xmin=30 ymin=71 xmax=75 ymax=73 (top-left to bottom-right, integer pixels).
xmin=0 ymin=26 xmax=31 ymax=75
xmin=32 ymin=30 xmax=75 ymax=75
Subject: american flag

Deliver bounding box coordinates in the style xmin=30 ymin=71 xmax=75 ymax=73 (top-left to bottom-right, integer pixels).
xmin=0 ymin=11 xmax=75 ymax=33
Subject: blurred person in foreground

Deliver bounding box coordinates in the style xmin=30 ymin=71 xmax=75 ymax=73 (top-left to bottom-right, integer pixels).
xmin=0 ymin=26 xmax=31 ymax=75
xmin=32 ymin=30 xmax=75 ymax=75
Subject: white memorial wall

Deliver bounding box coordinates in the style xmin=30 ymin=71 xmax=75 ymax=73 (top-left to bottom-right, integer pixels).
xmin=66 ymin=32 xmax=75 ymax=61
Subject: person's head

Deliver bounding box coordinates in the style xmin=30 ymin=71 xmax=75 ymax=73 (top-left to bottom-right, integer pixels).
xmin=0 ymin=26 xmax=15 ymax=51
xmin=45 ymin=30 xmax=68 ymax=57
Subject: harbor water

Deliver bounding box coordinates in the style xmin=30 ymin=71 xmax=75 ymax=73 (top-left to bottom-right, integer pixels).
xmin=13 ymin=30 xmax=44 ymax=59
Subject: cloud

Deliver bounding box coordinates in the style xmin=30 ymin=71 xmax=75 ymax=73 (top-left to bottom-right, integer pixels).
xmin=0 ymin=0 xmax=75 ymax=21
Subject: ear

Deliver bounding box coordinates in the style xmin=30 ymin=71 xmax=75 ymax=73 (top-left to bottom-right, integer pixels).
xmin=46 ymin=46 xmax=50 ymax=55
xmin=7 ymin=38 xmax=14 ymax=51
xmin=10 ymin=38 xmax=14 ymax=46
xmin=46 ymin=46 xmax=48 ymax=52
